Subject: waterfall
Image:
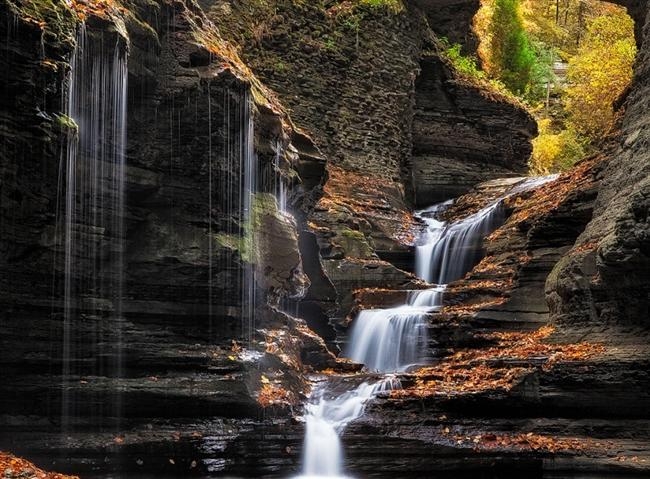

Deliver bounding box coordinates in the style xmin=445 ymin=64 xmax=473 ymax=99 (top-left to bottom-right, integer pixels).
xmin=343 ymin=285 xmax=445 ymax=374
xmin=219 ymin=89 xmax=278 ymax=346
xmin=240 ymin=91 xmax=257 ymax=344
xmin=343 ymin=292 xmax=440 ymax=373
xmin=415 ymin=201 xmax=505 ymax=284
xmin=274 ymin=139 xmax=288 ymax=213
xmin=296 ymin=175 xmax=560 ymax=477
xmin=59 ymin=25 xmax=128 ymax=425
xmin=296 ymin=377 xmax=399 ymax=479
xmin=415 ymin=175 xmax=559 ymax=285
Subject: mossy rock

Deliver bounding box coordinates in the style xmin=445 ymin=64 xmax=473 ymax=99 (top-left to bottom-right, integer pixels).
xmin=336 ymin=227 xmax=375 ymax=259
xmin=6 ymin=0 xmax=78 ymax=48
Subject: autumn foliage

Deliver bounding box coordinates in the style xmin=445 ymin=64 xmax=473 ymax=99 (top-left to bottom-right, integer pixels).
xmin=393 ymin=325 xmax=604 ymax=398
xmin=564 ymin=10 xmax=636 ymax=139
xmin=313 ymin=165 xmax=418 ymax=248
xmin=257 ymin=376 xmax=296 ymax=408
xmin=69 ymin=0 xmax=126 ymax=19
xmin=446 ymin=430 xmax=617 ymax=455
xmin=0 ymin=452 xmax=78 ymax=479
xmin=475 ymin=0 xmax=636 ymax=172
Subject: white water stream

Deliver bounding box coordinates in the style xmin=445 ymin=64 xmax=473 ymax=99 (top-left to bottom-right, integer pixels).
xmin=295 ymin=377 xmax=399 ymax=479
xmin=297 ymin=175 xmax=558 ymax=478
xmin=59 ymin=25 xmax=128 ymax=427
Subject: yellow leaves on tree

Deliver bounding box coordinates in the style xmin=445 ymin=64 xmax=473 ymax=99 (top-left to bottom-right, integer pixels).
xmin=530 ymin=118 xmax=586 ymax=173
xmin=564 ymin=11 xmax=636 ymax=140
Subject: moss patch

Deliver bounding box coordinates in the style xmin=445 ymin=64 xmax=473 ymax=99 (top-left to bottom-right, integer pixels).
xmin=6 ymin=0 xmax=78 ymax=48
xmin=216 ymin=193 xmax=283 ymax=265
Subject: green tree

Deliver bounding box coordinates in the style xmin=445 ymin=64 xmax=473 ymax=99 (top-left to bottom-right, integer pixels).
xmin=486 ymin=0 xmax=536 ymax=94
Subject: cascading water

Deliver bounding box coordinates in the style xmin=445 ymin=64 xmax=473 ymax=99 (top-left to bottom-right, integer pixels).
xmin=58 ymin=25 xmax=128 ymax=426
xmin=298 ymin=175 xmax=559 ymax=478
xmin=216 ymin=88 xmax=260 ymax=345
xmin=274 ymin=139 xmax=288 ymax=213
xmin=415 ymin=200 xmax=505 ymax=284
xmin=416 ymin=175 xmax=559 ymax=285
xmin=296 ymin=377 xmax=399 ymax=479
xmin=344 ymin=287 xmax=444 ymax=373
xmin=240 ymin=91 xmax=258 ymax=345
xmin=297 ymin=285 xmax=440 ymax=477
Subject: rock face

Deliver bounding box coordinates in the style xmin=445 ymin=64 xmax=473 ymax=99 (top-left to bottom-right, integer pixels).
xmin=342 ymin=159 xmax=650 ymax=478
xmin=0 ymin=1 xmax=334 ymax=474
xmin=442 ymin=160 xmax=598 ymax=325
xmin=546 ymin=6 xmax=650 ymax=327
xmin=4 ymin=0 xmax=649 ymax=477
xmin=208 ymin=0 xmax=535 ymax=319
xmin=412 ymin=0 xmax=480 ymax=52
xmin=409 ymin=54 xmax=536 ymax=205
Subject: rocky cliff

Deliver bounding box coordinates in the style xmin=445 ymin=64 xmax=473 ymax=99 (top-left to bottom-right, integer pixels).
xmin=336 ymin=1 xmax=650 ymax=474
xmin=207 ymin=0 xmax=536 ymax=320
xmin=546 ymin=3 xmax=650 ymax=329
xmin=2 ymin=0 xmax=648 ymax=477
xmin=0 ymin=2 xmax=335 ymax=474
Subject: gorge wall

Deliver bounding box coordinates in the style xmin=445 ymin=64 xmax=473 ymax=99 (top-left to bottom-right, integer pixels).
xmin=0 ymin=0 xmax=336 ymax=459
xmin=1 ymin=0 xmax=649 ymax=477
xmin=546 ymin=3 xmax=650 ymax=328
xmin=207 ymin=0 xmax=536 ymax=319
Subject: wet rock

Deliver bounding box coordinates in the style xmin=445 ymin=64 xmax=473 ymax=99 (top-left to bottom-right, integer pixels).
xmin=248 ymin=194 xmax=310 ymax=301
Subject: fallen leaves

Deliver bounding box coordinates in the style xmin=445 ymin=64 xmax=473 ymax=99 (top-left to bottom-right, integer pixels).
xmin=392 ymin=325 xmax=604 ymax=398
xmin=462 ymin=325 xmax=606 ymax=371
xmin=440 ymin=297 xmax=508 ymax=317
xmin=257 ymin=382 xmax=295 ymax=408
xmin=69 ymin=0 xmax=127 ymax=20
xmin=311 ymin=165 xmax=419 ymax=248
xmin=392 ymin=363 xmax=532 ymax=398
xmin=448 ymin=431 xmax=614 ymax=454
xmin=265 ymin=328 xmax=301 ymax=371
xmin=0 ymin=452 xmax=79 ymax=479
xmin=495 ymin=156 xmax=600 ymax=237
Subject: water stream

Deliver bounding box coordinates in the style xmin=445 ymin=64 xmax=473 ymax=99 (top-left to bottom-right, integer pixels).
xmin=297 ymin=175 xmax=558 ymax=478
xmin=59 ymin=25 xmax=128 ymax=428
xmin=296 ymin=377 xmax=399 ymax=479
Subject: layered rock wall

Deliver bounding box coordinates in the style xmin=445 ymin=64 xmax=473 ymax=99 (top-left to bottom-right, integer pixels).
xmin=546 ymin=5 xmax=650 ymax=326
xmin=0 ymin=0 xmax=333 ymax=436
xmin=208 ymin=0 xmax=536 ymax=318
xmin=410 ymin=54 xmax=535 ymax=205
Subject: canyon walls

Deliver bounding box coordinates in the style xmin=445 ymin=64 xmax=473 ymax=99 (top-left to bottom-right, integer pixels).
xmin=2 ymin=0 xmax=649 ymax=476
xmin=546 ymin=3 xmax=650 ymax=327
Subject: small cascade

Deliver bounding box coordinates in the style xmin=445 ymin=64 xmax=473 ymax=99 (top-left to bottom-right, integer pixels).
xmin=274 ymin=139 xmax=288 ymax=213
xmin=344 ymin=286 xmax=444 ymax=373
xmin=240 ymin=91 xmax=258 ymax=345
xmin=415 ymin=175 xmax=559 ymax=285
xmin=415 ymin=201 xmax=505 ymax=284
xmin=218 ymin=88 xmax=260 ymax=345
xmin=58 ymin=25 xmax=128 ymax=426
xmin=297 ymin=377 xmax=399 ymax=479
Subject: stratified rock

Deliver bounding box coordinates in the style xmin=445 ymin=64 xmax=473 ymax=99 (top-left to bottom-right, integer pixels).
xmin=247 ymin=193 xmax=310 ymax=301
xmin=0 ymin=1 xmax=332 ymax=474
xmin=408 ymin=54 xmax=536 ymax=206
xmin=207 ymin=0 xmax=536 ymax=316
xmin=411 ymin=0 xmax=480 ymax=52
xmin=546 ymin=6 xmax=650 ymax=327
